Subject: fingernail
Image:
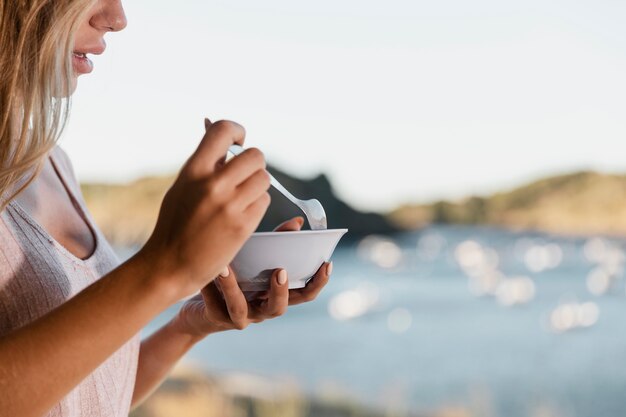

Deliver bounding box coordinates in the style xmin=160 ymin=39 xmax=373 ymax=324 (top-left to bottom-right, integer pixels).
xmin=296 ymin=217 xmax=305 ymax=226
xmin=219 ymin=266 xmax=230 ymax=278
xmin=326 ymin=262 xmax=333 ymax=276
xmin=204 ymin=118 xmax=211 ymax=130
xmin=277 ymin=269 xmax=287 ymax=286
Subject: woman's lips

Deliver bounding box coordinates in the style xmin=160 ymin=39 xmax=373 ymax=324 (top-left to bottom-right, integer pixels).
xmin=72 ymin=52 xmax=93 ymax=75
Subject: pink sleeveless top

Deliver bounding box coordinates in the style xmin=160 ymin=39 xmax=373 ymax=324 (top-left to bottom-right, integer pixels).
xmin=0 ymin=147 xmax=140 ymax=417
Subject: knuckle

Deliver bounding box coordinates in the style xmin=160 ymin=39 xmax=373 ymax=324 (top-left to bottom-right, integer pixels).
xmin=227 ymin=303 xmax=246 ymax=318
xmin=245 ymin=148 xmax=266 ymax=167
xmin=232 ymin=223 xmax=248 ymax=237
xmin=212 ymin=199 xmax=232 ymax=219
xmin=259 ymin=192 xmax=271 ymax=207
xmin=211 ymin=120 xmax=245 ymax=140
xmin=253 ymin=169 xmax=271 ymax=188
xmin=203 ymin=176 xmax=221 ymax=194
xmin=211 ymin=120 xmax=231 ymax=134
xmin=222 ymin=211 xmax=247 ymax=235
xmin=221 ymin=201 xmax=240 ymax=219
xmin=260 ymin=170 xmax=271 ymax=186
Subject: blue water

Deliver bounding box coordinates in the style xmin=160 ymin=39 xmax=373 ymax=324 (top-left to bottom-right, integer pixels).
xmin=138 ymin=226 xmax=626 ymax=417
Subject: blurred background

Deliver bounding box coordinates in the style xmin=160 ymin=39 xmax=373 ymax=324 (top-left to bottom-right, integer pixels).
xmin=65 ymin=1 xmax=626 ymax=416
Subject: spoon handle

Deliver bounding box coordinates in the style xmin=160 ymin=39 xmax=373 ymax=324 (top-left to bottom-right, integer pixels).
xmin=268 ymin=176 xmax=301 ymax=206
xmin=228 ymin=145 xmax=302 ymax=206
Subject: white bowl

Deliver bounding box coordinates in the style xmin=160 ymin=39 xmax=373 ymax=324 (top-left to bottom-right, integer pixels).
xmin=231 ymin=229 xmax=348 ymax=291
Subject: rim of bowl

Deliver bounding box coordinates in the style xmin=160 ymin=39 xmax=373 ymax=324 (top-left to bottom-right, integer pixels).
xmin=251 ymin=228 xmax=348 ymax=237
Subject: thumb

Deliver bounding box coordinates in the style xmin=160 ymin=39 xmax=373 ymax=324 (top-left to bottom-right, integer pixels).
xmin=184 ymin=119 xmax=245 ymax=179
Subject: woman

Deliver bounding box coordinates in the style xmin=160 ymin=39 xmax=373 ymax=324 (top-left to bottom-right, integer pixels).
xmin=0 ymin=1 xmax=332 ymax=416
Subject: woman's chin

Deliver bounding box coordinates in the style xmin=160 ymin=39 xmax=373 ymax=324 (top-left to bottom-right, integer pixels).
xmin=58 ymin=75 xmax=79 ymax=98
xmin=69 ymin=75 xmax=79 ymax=94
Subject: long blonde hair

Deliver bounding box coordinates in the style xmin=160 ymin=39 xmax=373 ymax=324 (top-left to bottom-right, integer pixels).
xmin=0 ymin=0 xmax=95 ymax=206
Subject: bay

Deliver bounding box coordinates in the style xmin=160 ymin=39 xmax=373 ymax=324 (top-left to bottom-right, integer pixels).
xmin=131 ymin=225 xmax=626 ymax=417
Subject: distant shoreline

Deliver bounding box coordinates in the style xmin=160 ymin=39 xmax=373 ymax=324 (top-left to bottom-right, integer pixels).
xmin=390 ymin=170 xmax=626 ymax=238
xmin=81 ymin=169 xmax=626 ymax=247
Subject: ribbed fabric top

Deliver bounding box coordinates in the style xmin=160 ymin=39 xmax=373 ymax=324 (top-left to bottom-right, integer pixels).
xmin=0 ymin=146 xmax=140 ymax=417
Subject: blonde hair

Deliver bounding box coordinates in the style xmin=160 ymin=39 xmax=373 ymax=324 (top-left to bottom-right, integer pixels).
xmin=0 ymin=0 xmax=95 ymax=206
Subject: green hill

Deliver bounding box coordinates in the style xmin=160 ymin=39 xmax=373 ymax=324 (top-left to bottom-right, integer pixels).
xmin=389 ymin=171 xmax=626 ymax=236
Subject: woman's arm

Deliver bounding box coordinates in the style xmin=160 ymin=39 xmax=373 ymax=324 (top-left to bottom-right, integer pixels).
xmin=131 ymin=314 xmax=202 ymax=408
xmin=0 ymin=120 xmax=270 ymax=417
xmin=131 ymin=217 xmax=333 ymax=408
xmin=0 ymin=253 xmax=176 ymax=417
xmin=131 ymin=263 xmax=332 ymax=408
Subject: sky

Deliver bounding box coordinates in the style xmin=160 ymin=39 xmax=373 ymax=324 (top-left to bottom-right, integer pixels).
xmin=62 ymin=0 xmax=626 ymax=212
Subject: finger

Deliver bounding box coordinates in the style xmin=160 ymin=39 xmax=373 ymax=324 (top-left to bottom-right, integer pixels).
xmin=217 ymin=147 xmax=267 ymax=188
xmin=253 ymin=269 xmax=289 ymax=319
xmin=243 ymin=191 xmax=271 ymax=220
xmin=250 ymin=269 xmax=289 ymax=323
xmin=273 ymin=217 xmax=304 ymax=232
xmin=215 ymin=267 xmax=250 ymax=330
xmin=200 ymin=281 xmax=230 ymax=322
xmin=232 ymin=169 xmax=271 ymax=210
xmin=185 ymin=120 xmax=246 ymax=179
xmin=288 ymin=262 xmax=332 ymax=306
xmin=219 ymin=265 xmax=230 ymax=278
xmin=212 ymin=267 xmax=229 ymax=296
xmin=204 ymin=118 xmax=232 ymax=170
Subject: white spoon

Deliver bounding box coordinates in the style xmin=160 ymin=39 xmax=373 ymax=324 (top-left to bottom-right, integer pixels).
xmin=228 ymin=145 xmax=328 ymax=230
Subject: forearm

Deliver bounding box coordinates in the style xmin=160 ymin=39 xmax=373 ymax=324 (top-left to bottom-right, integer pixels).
xmin=0 ymin=252 xmax=178 ymax=417
xmin=132 ymin=315 xmax=202 ymax=407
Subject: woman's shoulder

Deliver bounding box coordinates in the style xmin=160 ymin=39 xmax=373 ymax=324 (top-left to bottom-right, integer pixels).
xmin=50 ymin=145 xmax=83 ymax=191
xmin=49 ymin=145 xmax=92 ymax=210
xmin=50 ymin=145 xmax=76 ymax=179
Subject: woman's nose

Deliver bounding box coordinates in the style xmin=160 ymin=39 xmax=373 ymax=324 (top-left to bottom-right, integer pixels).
xmin=91 ymin=0 xmax=128 ymax=33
